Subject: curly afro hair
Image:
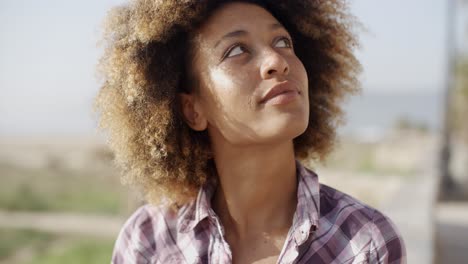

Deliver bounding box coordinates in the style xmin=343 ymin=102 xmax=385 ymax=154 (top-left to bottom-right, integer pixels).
xmin=94 ymin=0 xmax=362 ymax=207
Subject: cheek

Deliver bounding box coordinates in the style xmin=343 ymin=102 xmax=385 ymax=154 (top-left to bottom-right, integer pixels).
xmin=210 ymin=67 xmax=236 ymax=93
xmin=208 ymin=67 xmax=255 ymax=107
xmin=290 ymin=59 xmax=309 ymax=102
xmin=293 ymin=58 xmax=308 ymax=87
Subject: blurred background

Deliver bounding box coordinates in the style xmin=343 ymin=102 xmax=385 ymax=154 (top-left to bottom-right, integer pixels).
xmin=1 ymin=0 xmax=467 ymax=263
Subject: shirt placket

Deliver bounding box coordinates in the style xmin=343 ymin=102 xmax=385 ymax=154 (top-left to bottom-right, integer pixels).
xmin=278 ymin=222 xmax=314 ymax=264
xmin=209 ymin=211 xmax=233 ymax=263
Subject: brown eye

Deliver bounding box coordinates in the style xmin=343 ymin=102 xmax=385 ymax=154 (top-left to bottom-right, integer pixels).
xmin=226 ymin=45 xmax=247 ymax=58
xmin=275 ymin=37 xmax=292 ymax=48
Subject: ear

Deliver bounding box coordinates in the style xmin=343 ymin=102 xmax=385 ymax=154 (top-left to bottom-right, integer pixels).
xmin=179 ymin=93 xmax=208 ymax=131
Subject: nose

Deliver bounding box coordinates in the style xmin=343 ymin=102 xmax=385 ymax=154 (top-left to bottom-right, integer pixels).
xmin=260 ymin=49 xmax=290 ymax=79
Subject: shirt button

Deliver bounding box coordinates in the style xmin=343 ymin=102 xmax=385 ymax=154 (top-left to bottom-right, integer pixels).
xmin=294 ymin=230 xmax=306 ymax=245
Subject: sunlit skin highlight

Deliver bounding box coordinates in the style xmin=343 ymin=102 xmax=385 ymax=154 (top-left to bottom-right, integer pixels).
xmin=186 ymin=8 xmax=308 ymax=145
xmin=177 ymin=3 xmax=305 ymax=262
xmin=94 ymin=0 xmax=362 ymax=237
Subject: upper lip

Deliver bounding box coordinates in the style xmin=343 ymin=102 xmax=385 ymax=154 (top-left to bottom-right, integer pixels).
xmin=259 ymin=81 xmax=298 ymax=104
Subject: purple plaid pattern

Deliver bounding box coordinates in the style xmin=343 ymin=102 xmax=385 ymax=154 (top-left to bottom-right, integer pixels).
xmin=112 ymin=161 xmax=406 ymax=263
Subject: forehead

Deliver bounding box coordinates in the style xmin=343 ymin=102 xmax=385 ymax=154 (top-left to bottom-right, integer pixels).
xmin=194 ymin=2 xmax=281 ymax=42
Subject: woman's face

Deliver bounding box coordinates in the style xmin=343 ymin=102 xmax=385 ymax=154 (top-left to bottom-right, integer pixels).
xmin=184 ymin=2 xmax=309 ymax=147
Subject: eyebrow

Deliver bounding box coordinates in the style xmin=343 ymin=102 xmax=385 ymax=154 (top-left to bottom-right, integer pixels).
xmin=213 ymin=23 xmax=284 ymax=49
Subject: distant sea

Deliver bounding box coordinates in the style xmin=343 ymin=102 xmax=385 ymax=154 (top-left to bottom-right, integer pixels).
xmin=339 ymin=90 xmax=443 ymax=139
xmin=0 ymin=90 xmax=444 ymax=139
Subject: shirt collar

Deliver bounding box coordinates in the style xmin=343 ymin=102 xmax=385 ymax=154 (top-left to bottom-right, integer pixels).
xmin=178 ymin=178 xmax=216 ymax=233
xmin=291 ymin=159 xmax=320 ymax=245
xmin=178 ymin=160 xmax=320 ymax=237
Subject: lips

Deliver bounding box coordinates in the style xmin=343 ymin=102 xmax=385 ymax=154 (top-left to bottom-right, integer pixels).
xmin=259 ymin=81 xmax=299 ymax=104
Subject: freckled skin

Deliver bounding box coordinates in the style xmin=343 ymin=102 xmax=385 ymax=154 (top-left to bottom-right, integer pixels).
xmin=185 ymin=3 xmax=310 ymax=263
xmin=190 ymin=2 xmax=309 ymax=147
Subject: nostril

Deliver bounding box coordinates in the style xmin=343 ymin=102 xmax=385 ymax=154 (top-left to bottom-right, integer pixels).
xmin=268 ymin=69 xmax=276 ymax=75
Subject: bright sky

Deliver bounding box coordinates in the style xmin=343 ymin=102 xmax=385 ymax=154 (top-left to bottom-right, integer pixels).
xmin=0 ymin=0 xmax=462 ymax=136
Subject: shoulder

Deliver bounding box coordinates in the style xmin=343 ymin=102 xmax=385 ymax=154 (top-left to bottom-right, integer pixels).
xmin=111 ymin=204 xmax=178 ymax=264
xmin=318 ymin=183 xmax=406 ymax=263
xmin=367 ymin=207 xmax=407 ymax=263
xmin=319 ymin=183 xmax=374 ymax=218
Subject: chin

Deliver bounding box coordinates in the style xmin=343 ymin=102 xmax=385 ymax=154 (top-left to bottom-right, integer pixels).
xmin=264 ymin=100 xmax=309 ymax=138
xmin=285 ymin=121 xmax=309 ymax=139
xmin=261 ymin=114 xmax=309 ymax=142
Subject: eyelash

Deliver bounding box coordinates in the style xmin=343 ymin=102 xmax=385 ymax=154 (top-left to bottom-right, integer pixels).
xmin=222 ymin=36 xmax=293 ymax=60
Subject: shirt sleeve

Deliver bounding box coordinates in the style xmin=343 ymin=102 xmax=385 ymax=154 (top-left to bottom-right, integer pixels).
xmin=111 ymin=206 xmax=155 ymax=264
xmin=368 ymin=209 xmax=407 ymax=264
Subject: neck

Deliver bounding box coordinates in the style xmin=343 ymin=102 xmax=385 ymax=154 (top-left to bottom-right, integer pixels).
xmin=211 ymin=138 xmax=298 ymax=239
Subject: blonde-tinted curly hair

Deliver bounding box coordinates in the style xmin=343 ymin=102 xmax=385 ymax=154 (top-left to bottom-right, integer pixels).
xmin=94 ymin=0 xmax=362 ymax=207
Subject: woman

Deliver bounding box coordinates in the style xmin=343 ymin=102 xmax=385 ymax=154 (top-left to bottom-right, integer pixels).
xmin=95 ymin=0 xmax=406 ymax=263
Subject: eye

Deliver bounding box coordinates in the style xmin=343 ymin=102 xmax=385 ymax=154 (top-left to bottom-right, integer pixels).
xmin=275 ymin=37 xmax=293 ymax=48
xmin=225 ymin=44 xmax=248 ymax=58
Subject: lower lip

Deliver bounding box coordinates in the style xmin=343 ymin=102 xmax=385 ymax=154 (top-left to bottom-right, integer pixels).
xmin=262 ymin=90 xmax=299 ymax=105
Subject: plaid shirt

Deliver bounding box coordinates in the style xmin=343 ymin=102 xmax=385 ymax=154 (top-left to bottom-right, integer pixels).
xmin=112 ymin=161 xmax=406 ymax=263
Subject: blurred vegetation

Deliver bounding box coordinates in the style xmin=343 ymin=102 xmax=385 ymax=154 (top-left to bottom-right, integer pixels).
xmin=324 ymin=137 xmax=421 ymax=177
xmin=29 ymin=238 xmax=113 ymax=264
xmin=0 ymin=162 xmax=126 ymax=215
xmin=0 ymin=228 xmax=113 ymax=264
xmin=453 ymin=57 xmax=468 ymax=142
xmin=0 ymin=229 xmax=53 ymax=261
xmin=393 ymin=116 xmax=429 ymax=133
xmin=0 ymin=144 xmax=128 ymax=263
